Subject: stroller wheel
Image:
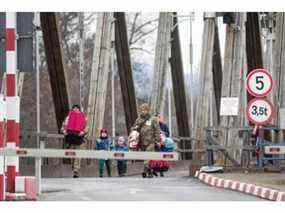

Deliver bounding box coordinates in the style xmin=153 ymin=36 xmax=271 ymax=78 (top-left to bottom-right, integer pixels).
xmin=147 ymin=170 xmax=153 ymax=178
xmin=142 ymin=172 xmax=147 ymax=178
xmin=147 ymin=173 xmax=153 ymax=178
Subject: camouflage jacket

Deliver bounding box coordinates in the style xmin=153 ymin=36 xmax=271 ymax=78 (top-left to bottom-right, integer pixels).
xmin=131 ymin=115 xmax=161 ymax=147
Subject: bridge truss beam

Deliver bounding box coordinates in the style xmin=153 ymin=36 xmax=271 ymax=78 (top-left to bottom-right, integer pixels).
xmin=40 ymin=12 xmax=70 ymax=131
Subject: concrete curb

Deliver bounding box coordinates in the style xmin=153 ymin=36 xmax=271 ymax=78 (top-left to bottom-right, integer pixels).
xmin=195 ymin=171 xmax=285 ymax=201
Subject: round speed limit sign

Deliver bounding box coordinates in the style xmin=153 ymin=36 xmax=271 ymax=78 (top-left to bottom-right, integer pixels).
xmin=246 ymin=69 xmax=273 ymax=97
xmin=246 ymin=98 xmax=274 ymax=125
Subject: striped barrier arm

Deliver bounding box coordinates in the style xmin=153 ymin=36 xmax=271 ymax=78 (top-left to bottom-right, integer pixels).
xmin=0 ymin=148 xmax=179 ymax=161
xmin=264 ymin=146 xmax=285 ymax=155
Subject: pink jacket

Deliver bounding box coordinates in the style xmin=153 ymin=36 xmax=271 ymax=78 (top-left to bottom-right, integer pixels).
xmin=64 ymin=110 xmax=86 ymax=132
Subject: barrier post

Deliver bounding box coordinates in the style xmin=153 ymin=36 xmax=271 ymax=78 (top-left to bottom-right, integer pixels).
xmin=35 ymin=12 xmax=42 ymax=196
xmin=5 ymin=12 xmax=19 ymax=193
xmin=35 ymin=140 xmax=44 ymax=195
xmin=0 ymin=95 xmax=6 ymax=200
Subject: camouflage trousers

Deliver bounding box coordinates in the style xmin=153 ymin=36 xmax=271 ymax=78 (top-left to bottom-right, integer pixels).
xmin=69 ymin=143 xmax=86 ymax=174
xmin=141 ymin=143 xmax=155 ymax=168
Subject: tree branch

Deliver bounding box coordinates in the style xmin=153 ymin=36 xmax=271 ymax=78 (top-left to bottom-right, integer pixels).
xmin=130 ymin=47 xmax=153 ymax=54
xmin=128 ymin=12 xmax=140 ymax=45
xmin=133 ymin=18 xmax=158 ymax=34
xmin=130 ymin=26 xmax=158 ymax=45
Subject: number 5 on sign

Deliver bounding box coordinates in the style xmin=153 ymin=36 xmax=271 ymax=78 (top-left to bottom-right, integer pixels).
xmin=246 ymin=98 xmax=274 ymax=125
xmin=246 ymin=69 xmax=273 ymax=97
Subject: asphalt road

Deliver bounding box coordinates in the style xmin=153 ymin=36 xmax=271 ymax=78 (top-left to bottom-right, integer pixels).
xmin=39 ymin=170 xmax=264 ymax=201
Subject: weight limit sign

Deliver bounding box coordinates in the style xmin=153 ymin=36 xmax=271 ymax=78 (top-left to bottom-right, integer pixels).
xmin=246 ymin=98 xmax=274 ymax=125
xmin=246 ymin=69 xmax=273 ymax=97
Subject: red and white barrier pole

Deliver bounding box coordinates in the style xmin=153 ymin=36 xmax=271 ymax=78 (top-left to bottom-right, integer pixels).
xmin=5 ymin=12 xmax=19 ymax=193
xmin=0 ymin=95 xmax=6 ymax=201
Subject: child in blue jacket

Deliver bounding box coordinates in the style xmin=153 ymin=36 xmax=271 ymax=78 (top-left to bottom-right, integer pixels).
xmin=115 ymin=136 xmax=129 ymax=177
xmin=96 ymin=128 xmax=114 ymax=177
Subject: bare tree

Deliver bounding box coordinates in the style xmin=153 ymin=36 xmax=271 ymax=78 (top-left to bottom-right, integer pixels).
xmin=126 ymin=12 xmax=158 ymax=55
xmin=57 ymin=12 xmax=96 ymax=65
xmin=52 ymin=12 xmax=158 ymax=68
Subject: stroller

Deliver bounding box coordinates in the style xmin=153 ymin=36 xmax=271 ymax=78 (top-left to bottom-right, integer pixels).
xmin=149 ymin=136 xmax=176 ymax=177
xmin=128 ymin=130 xmax=175 ymax=178
xmin=149 ymin=160 xmax=170 ymax=177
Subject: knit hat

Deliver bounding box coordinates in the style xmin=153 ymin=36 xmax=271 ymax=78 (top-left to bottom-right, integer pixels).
xmin=100 ymin=128 xmax=108 ymax=135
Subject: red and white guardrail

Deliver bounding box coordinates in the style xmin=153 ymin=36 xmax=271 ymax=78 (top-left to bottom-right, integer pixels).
xmin=195 ymin=171 xmax=285 ymax=201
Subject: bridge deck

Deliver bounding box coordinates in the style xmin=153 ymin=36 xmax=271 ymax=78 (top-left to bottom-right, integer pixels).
xmin=39 ymin=170 xmax=263 ymax=201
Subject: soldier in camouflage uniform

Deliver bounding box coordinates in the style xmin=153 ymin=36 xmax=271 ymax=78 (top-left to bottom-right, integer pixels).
xmin=131 ymin=103 xmax=161 ymax=178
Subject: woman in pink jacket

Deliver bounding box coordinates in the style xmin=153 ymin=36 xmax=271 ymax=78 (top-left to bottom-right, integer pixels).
xmin=62 ymin=104 xmax=87 ymax=178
